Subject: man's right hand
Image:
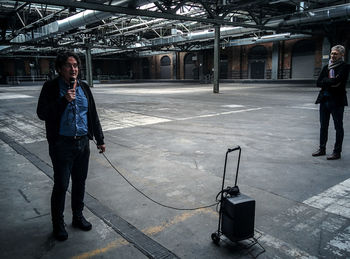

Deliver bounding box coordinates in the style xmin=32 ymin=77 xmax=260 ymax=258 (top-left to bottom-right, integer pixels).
xmin=65 ymin=89 xmax=76 ymax=102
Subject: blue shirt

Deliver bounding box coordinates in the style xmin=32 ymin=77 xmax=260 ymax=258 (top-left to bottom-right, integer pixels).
xmin=58 ymin=78 xmax=88 ymax=136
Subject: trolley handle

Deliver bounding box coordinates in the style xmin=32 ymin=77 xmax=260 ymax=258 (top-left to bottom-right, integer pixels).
xmin=228 ymin=146 xmax=241 ymax=153
xmin=221 ymin=146 xmax=242 ymax=194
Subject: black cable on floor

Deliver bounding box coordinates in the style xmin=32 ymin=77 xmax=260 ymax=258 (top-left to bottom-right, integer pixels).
xmin=96 ymin=140 xmax=219 ymax=211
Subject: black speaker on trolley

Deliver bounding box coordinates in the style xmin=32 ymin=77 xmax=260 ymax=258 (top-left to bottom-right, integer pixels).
xmin=211 ymin=146 xmax=256 ymax=245
xmin=221 ymin=193 xmax=255 ymax=241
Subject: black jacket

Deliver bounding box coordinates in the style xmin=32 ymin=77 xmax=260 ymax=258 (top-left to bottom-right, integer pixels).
xmin=315 ymin=62 xmax=349 ymax=106
xmin=37 ymin=77 xmax=104 ymax=145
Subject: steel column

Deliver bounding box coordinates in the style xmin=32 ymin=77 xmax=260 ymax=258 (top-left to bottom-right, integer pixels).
xmin=85 ymin=47 xmax=93 ymax=87
xmin=213 ymin=25 xmax=220 ymax=93
xmin=271 ymin=42 xmax=279 ymax=80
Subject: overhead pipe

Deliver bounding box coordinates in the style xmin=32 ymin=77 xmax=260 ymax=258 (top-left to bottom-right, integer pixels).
xmin=55 ymin=0 xmax=133 ymax=32
xmin=11 ymin=0 xmax=155 ymax=43
xmin=268 ymin=3 xmax=350 ymax=27
xmin=91 ymin=26 xmax=258 ymax=55
xmin=224 ymin=33 xmax=311 ymax=47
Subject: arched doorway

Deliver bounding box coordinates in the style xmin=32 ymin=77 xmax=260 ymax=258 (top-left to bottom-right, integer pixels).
xmin=184 ymin=53 xmax=197 ymax=79
xmin=292 ymin=40 xmax=315 ymax=79
xmin=142 ymin=58 xmax=150 ymax=79
xmin=160 ymin=55 xmax=171 ymax=79
xmin=248 ymin=45 xmax=267 ymax=79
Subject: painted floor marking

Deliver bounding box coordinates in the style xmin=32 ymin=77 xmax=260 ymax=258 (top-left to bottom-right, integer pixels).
xmin=177 ymin=107 xmax=263 ymax=121
xmin=287 ymin=103 xmax=320 ymax=110
xmin=303 ymin=178 xmax=350 ymax=219
xmin=0 ymin=93 xmax=33 ymax=99
xmin=97 ymin=107 xmax=263 ymax=131
xmin=72 ymin=208 xmax=206 ymax=259
xmin=221 ymin=104 xmax=245 ymax=108
xmin=0 ymin=113 xmax=46 ymax=144
xmin=325 ymin=225 xmax=350 ymax=257
xmin=143 ymin=208 xmax=207 ymax=236
xmin=71 ymin=238 xmax=128 ymax=259
xmin=289 ymin=106 xmax=318 ymax=110
xmin=98 ymin=108 xmax=171 ymax=131
xmin=259 ymin=232 xmax=317 ymax=259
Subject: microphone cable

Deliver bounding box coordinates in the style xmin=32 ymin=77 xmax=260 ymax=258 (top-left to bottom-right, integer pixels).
xmin=94 ymin=138 xmax=219 ymax=211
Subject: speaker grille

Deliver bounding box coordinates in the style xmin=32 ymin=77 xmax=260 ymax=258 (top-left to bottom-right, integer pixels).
xmin=221 ymin=194 xmax=255 ymax=241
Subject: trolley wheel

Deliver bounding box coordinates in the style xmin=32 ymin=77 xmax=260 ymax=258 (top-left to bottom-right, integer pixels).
xmin=211 ymin=232 xmax=220 ymax=245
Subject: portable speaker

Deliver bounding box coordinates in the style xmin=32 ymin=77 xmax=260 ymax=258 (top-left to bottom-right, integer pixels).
xmin=221 ymin=193 xmax=255 ymax=242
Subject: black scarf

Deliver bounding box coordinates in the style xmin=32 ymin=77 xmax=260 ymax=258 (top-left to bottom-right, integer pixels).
xmin=328 ymin=59 xmax=344 ymax=70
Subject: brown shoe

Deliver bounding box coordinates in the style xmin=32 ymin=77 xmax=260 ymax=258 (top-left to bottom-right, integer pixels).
xmin=327 ymin=152 xmax=341 ymax=160
xmin=312 ymin=149 xmax=326 ymax=157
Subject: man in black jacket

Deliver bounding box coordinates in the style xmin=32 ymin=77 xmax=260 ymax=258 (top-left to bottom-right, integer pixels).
xmin=313 ymin=45 xmax=348 ymax=160
xmin=37 ymin=51 xmax=106 ymax=241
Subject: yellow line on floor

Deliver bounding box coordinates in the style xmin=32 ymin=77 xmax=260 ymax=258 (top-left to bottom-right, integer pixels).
xmin=143 ymin=208 xmax=208 ymax=236
xmin=71 ymin=208 xmax=217 ymax=259
xmin=72 ymin=239 xmax=128 ymax=259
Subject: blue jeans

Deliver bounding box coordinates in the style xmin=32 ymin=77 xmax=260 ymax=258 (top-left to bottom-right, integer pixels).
xmin=319 ymin=101 xmax=344 ymax=154
xmin=49 ymin=136 xmax=90 ymax=223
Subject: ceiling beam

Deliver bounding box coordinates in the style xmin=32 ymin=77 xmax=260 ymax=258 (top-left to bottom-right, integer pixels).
xmin=21 ymin=0 xmax=280 ymax=31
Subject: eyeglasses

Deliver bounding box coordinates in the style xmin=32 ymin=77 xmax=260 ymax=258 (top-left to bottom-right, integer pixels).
xmin=64 ymin=63 xmax=79 ymax=69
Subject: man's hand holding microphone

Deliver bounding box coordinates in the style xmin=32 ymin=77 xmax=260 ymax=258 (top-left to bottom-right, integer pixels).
xmin=65 ymin=77 xmax=76 ymax=102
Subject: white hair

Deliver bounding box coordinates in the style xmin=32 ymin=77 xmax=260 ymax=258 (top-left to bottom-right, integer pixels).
xmin=331 ymin=45 xmax=345 ymax=55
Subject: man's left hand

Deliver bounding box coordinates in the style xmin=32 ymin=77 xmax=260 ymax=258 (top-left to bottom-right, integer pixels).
xmin=97 ymin=144 xmax=106 ymax=153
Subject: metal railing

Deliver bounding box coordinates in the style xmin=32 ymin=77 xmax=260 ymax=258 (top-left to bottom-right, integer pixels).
xmin=7 ymin=75 xmax=49 ymax=85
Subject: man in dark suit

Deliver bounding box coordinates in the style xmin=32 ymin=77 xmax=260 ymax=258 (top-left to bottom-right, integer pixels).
xmin=37 ymin=51 xmax=106 ymax=240
xmin=313 ymin=45 xmax=348 ymax=160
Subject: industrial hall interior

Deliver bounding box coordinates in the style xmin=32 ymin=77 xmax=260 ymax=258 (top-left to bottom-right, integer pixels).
xmin=1 ymin=0 xmax=350 ymax=258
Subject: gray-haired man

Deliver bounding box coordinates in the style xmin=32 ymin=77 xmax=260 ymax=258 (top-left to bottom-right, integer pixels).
xmin=313 ymin=45 xmax=349 ymax=160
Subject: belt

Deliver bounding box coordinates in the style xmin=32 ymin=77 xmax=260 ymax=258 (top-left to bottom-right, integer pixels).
xmin=59 ymin=135 xmax=87 ymax=140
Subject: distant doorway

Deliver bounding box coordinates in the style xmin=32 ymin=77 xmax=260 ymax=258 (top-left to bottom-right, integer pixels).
xmin=184 ymin=53 xmax=196 ymax=79
xmin=142 ymin=58 xmax=150 ymax=79
xmin=248 ymin=45 xmax=267 ymax=79
xmin=250 ymin=60 xmax=265 ymax=79
xmin=160 ymin=56 xmax=171 ymax=79
xmin=292 ymin=40 xmax=315 ymax=79
xmin=220 ymin=55 xmax=228 ymax=79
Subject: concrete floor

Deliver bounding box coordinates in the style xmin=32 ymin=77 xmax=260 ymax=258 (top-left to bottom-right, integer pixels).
xmin=0 ymin=82 xmax=349 ymax=258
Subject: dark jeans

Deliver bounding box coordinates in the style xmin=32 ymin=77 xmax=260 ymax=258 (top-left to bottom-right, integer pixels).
xmin=49 ymin=136 xmax=90 ymax=223
xmin=319 ymin=101 xmax=344 ymax=154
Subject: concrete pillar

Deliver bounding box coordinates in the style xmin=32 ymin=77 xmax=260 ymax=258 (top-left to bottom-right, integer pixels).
xmin=85 ymin=47 xmax=93 ymax=87
xmin=271 ymin=42 xmax=279 ymax=80
xmin=213 ymin=25 xmax=220 ymax=93
xmin=198 ymin=52 xmax=204 ymax=82
xmin=322 ymin=38 xmax=331 ymax=67
xmin=172 ymin=52 xmax=177 ymax=80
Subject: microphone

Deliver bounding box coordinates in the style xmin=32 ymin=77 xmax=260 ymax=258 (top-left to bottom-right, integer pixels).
xmin=69 ymin=77 xmax=75 ymax=89
xmin=68 ymin=78 xmax=76 ymax=107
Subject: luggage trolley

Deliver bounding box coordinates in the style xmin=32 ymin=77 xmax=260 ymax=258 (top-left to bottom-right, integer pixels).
xmin=211 ymin=146 xmax=263 ymax=251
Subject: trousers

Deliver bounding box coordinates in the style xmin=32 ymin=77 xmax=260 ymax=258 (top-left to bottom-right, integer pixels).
xmin=319 ymin=100 xmax=344 ymax=153
xmin=49 ymin=136 xmax=90 ymax=223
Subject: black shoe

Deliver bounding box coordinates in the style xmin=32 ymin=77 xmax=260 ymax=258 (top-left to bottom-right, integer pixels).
xmin=72 ymin=215 xmax=92 ymax=231
xmin=312 ymin=149 xmax=326 ymax=157
xmin=327 ymin=152 xmax=341 ymax=160
xmin=53 ymin=222 xmax=68 ymax=241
